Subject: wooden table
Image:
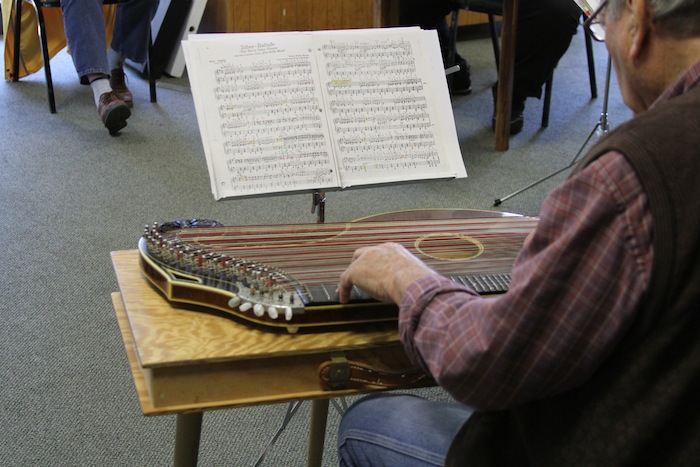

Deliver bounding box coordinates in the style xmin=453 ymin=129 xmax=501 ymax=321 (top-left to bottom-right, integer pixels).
xmin=111 ymin=249 xmax=426 ymax=466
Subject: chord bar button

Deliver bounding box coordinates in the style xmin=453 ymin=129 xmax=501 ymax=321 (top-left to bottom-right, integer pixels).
xmin=456 ymin=273 xmax=511 ymax=294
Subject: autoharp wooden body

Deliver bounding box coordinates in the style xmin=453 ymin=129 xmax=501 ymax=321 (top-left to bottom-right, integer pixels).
xmin=138 ymin=210 xmax=538 ymax=332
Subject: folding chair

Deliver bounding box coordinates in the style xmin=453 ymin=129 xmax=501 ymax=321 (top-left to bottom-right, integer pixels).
xmin=10 ymin=0 xmax=157 ymax=113
xmin=449 ymin=1 xmax=598 ymax=143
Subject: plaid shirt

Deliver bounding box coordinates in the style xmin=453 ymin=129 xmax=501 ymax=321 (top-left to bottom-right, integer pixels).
xmin=399 ymin=153 xmax=652 ymax=410
xmin=399 ymin=59 xmax=700 ymax=410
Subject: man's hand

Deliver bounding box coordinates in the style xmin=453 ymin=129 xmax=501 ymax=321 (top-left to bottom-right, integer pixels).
xmin=337 ymin=242 xmax=437 ymax=304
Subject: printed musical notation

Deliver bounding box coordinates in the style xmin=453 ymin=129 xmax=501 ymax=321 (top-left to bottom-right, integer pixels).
xmin=315 ymin=35 xmax=449 ymax=185
xmin=182 ymin=28 xmax=466 ymax=200
xmin=205 ymin=40 xmax=337 ymax=196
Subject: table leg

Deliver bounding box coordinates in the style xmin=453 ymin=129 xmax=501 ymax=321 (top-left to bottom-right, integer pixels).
xmin=174 ymin=412 xmax=203 ymax=467
xmin=307 ymin=399 xmax=330 ymax=467
xmin=494 ymin=0 xmax=519 ymax=151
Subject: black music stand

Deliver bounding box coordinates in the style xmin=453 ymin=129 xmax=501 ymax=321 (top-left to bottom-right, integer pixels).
xmin=493 ymin=54 xmax=613 ymax=206
xmin=254 ymin=189 xmax=327 ymax=466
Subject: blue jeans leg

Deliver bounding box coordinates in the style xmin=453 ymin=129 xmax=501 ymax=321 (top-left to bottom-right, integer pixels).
xmin=60 ymin=0 xmax=159 ymax=79
xmin=60 ymin=0 xmax=108 ymax=78
xmin=338 ymin=394 xmax=473 ymax=467
xmin=112 ymin=0 xmax=160 ymax=64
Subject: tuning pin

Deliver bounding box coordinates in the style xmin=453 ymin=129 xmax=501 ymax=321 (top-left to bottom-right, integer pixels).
xmin=253 ymin=303 xmax=265 ymax=317
xmin=228 ymin=297 xmax=242 ymax=308
xmin=285 ymin=308 xmax=293 ymax=321
xmin=239 ymin=302 xmax=253 ymax=312
xmin=267 ymin=307 xmax=279 ymax=319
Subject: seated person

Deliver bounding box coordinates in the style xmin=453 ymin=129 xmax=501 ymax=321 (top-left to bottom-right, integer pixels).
xmin=60 ymin=0 xmax=159 ymax=135
xmin=337 ymin=0 xmax=700 ymax=464
xmin=400 ymin=0 xmax=582 ymax=134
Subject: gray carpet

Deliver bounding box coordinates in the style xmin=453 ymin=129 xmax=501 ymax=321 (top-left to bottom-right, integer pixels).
xmin=0 ymin=28 xmax=629 ymax=466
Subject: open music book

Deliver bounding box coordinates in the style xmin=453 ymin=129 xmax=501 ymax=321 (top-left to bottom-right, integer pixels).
xmin=182 ymin=27 xmax=467 ymax=200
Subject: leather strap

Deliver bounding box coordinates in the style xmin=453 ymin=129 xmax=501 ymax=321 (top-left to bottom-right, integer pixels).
xmin=318 ymin=353 xmax=433 ymax=390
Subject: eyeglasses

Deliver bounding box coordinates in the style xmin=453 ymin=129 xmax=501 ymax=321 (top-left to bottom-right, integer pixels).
xmin=581 ymin=0 xmax=609 ymax=42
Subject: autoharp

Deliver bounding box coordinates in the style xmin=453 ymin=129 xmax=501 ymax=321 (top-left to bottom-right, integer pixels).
xmin=138 ymin=210 xmax=537 ymax=332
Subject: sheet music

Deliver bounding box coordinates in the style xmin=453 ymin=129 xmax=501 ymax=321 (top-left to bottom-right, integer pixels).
xmin=183 ymin=34 xmax=338 ymax=199
xmin=183 ymin=28 xmax=466 ymax=200
xmin=314 ymin=29 xmax=464 ymax=187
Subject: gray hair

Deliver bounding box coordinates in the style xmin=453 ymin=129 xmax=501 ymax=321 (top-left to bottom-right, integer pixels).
xmin=607 ymin=0 xmax=700 ymax=36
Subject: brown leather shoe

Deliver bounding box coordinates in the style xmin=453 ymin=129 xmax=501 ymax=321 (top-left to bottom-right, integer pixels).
xmin=109 ymin=68 xmax=133 ymax=108
xmin=98 ymin=91 xmax=131 ymax=135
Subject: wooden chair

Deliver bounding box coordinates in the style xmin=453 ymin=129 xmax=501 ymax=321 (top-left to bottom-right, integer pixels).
xmin=449 ymin=0 xmax=598 ymax=147
xmin=10 ymin=0 xmax=157 ymax=114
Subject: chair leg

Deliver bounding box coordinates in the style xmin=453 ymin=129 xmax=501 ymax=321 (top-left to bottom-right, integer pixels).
xmin=541 ymin=74 xmax=553 ymax=128
xmin=446 ymin=10 xmax=461 ymax=89
xmin=583 ymin=21 xmax=598 ymax=99
xmin=147 ymin=29 xmax=157 ymax=103
xmin=31 ymin=0 xmax=57 ymax=113
xmin=149 ymin=77 xmax=157 ymax=103
xmin=12 ymin=0 xmax=23 ymax=81
xmin=487 ymin=14 xmax=500 ymax=70
xmin=449 ymin=10 xmax=459 ymax=66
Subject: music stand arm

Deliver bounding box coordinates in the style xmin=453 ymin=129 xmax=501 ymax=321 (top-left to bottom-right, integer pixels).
xmin=312 ymin=190 xmax=326 ymax=223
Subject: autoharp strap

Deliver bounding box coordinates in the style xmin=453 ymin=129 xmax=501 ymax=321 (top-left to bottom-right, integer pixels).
xmin=319 ymin=353 xmax=434 ymax=390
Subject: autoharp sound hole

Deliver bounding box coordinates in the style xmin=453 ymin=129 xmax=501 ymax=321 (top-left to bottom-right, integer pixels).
xmin=414 ymin=233 xmax=484 ymax=261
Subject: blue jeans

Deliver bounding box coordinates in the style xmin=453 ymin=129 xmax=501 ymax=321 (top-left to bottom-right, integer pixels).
xmin=60 ymin=0 xmax=159 ymax=79
xmin=338 ymin=394 xmax=474 ymax=466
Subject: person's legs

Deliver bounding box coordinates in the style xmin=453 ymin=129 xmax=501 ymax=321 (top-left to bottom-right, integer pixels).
xmin=60 ymin=0 xmax=130 ymax=134
xmin=399 ymin=0 xmax=454 ymax=31
xmin=110 ymin=0 xmax=159 ymax=65
xmin=399 ymin=0 xmax=471 ymax=94
xmin=495 ymin=0 xmax=581 ymax=135
xmin=338 ymin=394 xmax=473 ymax=467
xmin=60 ymin=0 xmax=109 ymax=79
xmin=107 ymin=0 xmax=159 ymax=107
xmin=513 ymin=0 xmax=582 ymax=105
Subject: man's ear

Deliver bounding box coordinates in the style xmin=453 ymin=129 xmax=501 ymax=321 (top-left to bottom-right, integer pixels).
xmin=627 ymin=0 xmax=652 ymax=59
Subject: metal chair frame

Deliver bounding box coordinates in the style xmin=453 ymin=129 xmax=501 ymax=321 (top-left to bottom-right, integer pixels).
xmin=10 ymin=0 xmax=157 ymax=113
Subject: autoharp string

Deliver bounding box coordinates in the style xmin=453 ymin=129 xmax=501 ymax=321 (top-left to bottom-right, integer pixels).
xmin=168 ymin=217 xmax=537 ymax=291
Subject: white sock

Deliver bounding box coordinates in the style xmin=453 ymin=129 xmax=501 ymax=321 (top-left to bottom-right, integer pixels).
xmin=107 ymin=48 xmax=125 ymax=71
xmin=90 ymin=78 xmax=112 ymax=107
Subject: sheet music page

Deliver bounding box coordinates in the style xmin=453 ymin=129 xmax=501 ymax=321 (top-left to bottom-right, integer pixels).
xmin=183 ymin=28 xmax=465 ymax=200
xmin=183 ymin=33 xmax=340 ymax=200
xmin=312 ymin=28 xmax=466 ymax=188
